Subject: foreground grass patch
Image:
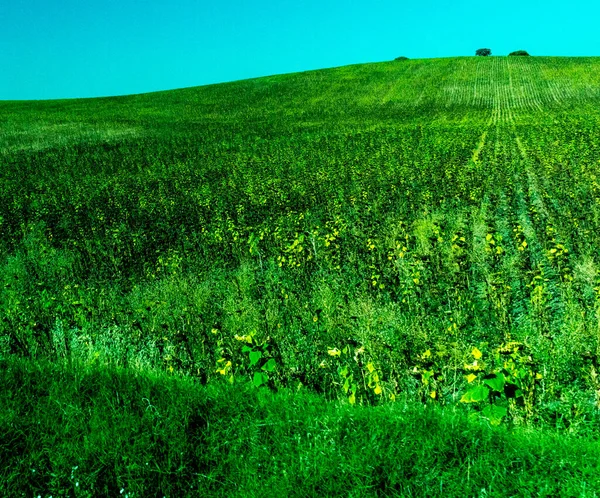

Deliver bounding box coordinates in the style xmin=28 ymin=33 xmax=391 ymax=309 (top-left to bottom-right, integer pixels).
xmin=2 ymin=357 xmax=600 ymax=497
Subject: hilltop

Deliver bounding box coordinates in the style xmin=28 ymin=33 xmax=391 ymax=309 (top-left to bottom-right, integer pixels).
xmin=4 ymin=56 xmax=600 ymax=133
xmin=3 ymin=57 xmax=600 ymax=495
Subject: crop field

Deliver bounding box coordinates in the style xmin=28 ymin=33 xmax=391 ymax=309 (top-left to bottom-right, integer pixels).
xmin=3 ymin=56 xmax=600 ymax=495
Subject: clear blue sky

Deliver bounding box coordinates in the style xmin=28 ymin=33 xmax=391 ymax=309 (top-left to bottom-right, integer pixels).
xmin=1 ymin=0 xmax=598 ymax=100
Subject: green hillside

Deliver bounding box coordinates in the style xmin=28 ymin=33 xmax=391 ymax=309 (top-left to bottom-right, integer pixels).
xmin=3 ymin=57 xmax=600 ymax=495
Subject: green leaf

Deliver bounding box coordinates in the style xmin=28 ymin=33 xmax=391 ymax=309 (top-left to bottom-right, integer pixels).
xmin=421 ymin=369 xmax=434 ymax=384
xmin=516 ymin=368 xmax=529 ymax=380
xmin=241 ymin=345 xmax=253 ymax=353
xmin=262 ymin=358 xmax=277 ymax=372
xmin=253 ymin=372 xmax=266 ymax=387
xmin=482 ymin=404 xmax=507 ymax=426
xmin=460 ymin=385 xmax=489 ymax=403
xmin=249 ymin=350 xmax=262 ymax=366
xmin=483 ymin=373 xmax=505 ymax=393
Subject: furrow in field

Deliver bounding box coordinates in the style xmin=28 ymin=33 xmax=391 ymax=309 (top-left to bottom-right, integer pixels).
xmin=509 ymin=125 xmax=574 ymax=337
xmin=471 ymin=58 xmax=482 ymax=107
xmin=521 ymin=58 xmax=563 ymax=107
xmin=502 ymin=58 xmax=515 ymax=122
xmin=489 ymin=128 xmax=527 ymax=333
xmin=462 ymin=121 xmax=525 ymax=339
xmin=511 ymin=123 xmax=599 ymax=310
xmin=474 ymin=58 xmax=494 ymax=109
xmin=507 ymin=58 xmax=527 ymax=110
xmin=511 ymin=57 xmax=544 ymax=112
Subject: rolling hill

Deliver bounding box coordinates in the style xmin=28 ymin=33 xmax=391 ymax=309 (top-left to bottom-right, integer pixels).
xmin=3 ymin=57 xmax=600 ymax=495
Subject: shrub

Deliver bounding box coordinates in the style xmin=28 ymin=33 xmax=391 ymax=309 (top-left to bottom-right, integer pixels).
xmin=394 ymin=56 xmax=409 ymax=61
xmin=475 ymin=48 xmax=492 ymax=57
xmin=509 ymin=50 xmax=530 ymax=56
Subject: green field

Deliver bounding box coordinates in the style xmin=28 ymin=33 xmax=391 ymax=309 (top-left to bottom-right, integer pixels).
xmin=3 ymin=56 xmax=600 ymax=495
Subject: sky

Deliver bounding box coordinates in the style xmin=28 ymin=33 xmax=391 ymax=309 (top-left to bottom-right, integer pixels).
xmin=1 ymin=0 xmax=599 ymax=100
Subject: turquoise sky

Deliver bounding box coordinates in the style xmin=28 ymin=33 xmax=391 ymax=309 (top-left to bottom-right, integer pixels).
xmin=1 ymin=0 xmax=598 ymax=100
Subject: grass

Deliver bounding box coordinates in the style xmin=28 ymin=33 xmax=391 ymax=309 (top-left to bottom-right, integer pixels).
xmin=3 ymin=56 xmax=600 ymax=493
xmin=3 ymin=356 xmax=600 ymax=497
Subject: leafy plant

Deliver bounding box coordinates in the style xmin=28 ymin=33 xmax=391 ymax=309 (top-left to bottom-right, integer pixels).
xmin=461 ymin=343 xmax=543 ymax=425
xmin=411 ymin=347 xmax=450 ymax=402
xmin=327 ymin=344 xmax=385 ymax=404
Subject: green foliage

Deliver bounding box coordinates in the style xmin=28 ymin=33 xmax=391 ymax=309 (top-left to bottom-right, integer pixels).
xmin=460 ymin=343 xmax=543 ymax=424
xmin=476 ymin=48 xmax=492 ymax=56
xmin=242 ymin=342 xmax=278 ymax=388
xmin=2 ymin=57 xmax=600 ymax=456
xmin=394 ymin=56 xmax=409 ymax=61
xmin=3 ymin=358 xmax=600 ymax=496
xmin=411 ymin=345 xmax=458 ymax=403
xmin=509 ymin=50 xmax=530 ymax=56
xmin=325 ymin=344 xmax=386 ymax=404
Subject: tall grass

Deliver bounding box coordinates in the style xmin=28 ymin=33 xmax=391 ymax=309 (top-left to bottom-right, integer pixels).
xmin=2 ymin=357 xmax=600 ymax=497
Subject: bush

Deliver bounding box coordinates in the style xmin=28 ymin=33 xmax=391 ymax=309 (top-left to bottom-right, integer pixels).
xmin=475 ymin=48 xmax=492 ymax=57
xmin=509 ymin=50 xmax=530 ymax=56
xmin=394 ymin=56 xmax=409 ymax=61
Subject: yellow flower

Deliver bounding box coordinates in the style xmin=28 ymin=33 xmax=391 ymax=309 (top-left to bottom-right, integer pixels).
xmin=234 ymin=334 xmax=252 ymax=343
xmin=466 ymin=373 xmax=477 ymax=383
xmin=374 ymin=385 xmax=382 ymax=395
xmin=471 ymin=347 xmax=482 ymax=360
xmin=327 ymin=348 xmax=341 ymax=357
xmin=216 ymin=360 xmax=232 ymax=375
